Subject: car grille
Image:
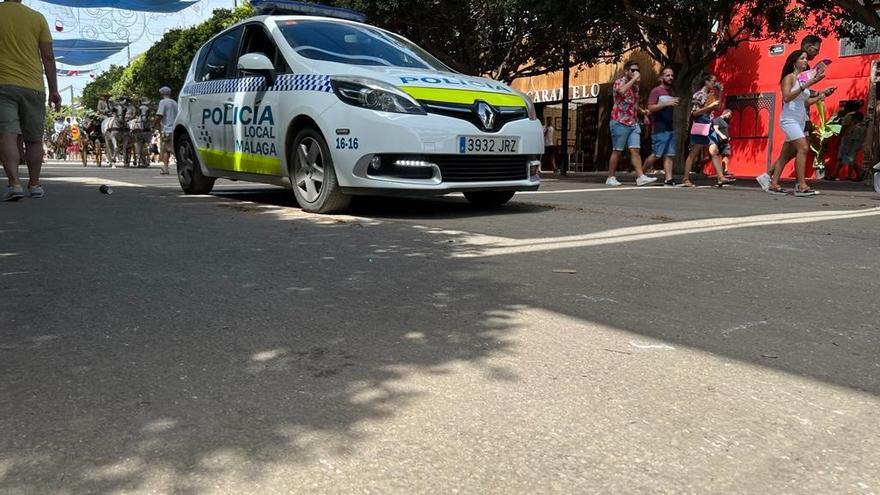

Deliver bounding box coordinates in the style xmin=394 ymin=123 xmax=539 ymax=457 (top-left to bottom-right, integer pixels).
xmin=419 ymin=101 xmax=528 ymax=133
xmin=432 ymin=155 xmax=529 ymax=182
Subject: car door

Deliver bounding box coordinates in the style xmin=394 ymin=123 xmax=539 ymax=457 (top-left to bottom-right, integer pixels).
xmin=188 ymin=26 xmax=243 ymax=171
xmin=228 ymin=22 xmax=290 ymax=176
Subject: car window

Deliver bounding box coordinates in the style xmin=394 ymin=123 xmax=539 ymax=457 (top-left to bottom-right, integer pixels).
xmin=197 ymin=26 xmax=243 ymax=82
xmin=239 ymin=24 xmax=290 ymax=74
xmin=277 ymin=20 xmax=450 ymax=71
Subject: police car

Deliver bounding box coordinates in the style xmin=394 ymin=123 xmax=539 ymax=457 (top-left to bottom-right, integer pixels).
xmin=173 ymin=0 xmax=542 ymax=213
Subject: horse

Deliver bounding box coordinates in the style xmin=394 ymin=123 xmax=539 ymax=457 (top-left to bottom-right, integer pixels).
xmin=49 ymin=126 xmax=70 ymax=160
xmin=101 ymin=104 xmax=128 ymax=167
xmin=81 ymin=116 xmax=104 ymax=167
xmin=127 ymin=104 xmax=152 ymax=168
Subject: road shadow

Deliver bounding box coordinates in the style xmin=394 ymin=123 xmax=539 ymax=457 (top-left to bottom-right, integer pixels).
xmin=1 ymin=180 xmax=878 ymax=492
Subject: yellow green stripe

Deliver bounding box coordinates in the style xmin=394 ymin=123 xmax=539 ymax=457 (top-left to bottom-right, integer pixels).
xmin=199 ymin=148 xmax=281 ymax=176
xmin=400 ymin=86 xmax=526 ymax=107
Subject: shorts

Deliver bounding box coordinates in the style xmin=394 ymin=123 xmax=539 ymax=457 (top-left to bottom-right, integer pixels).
xmin=160 ymin=133 xmax=173 ymax=155
xmin=780 ymin=118 xmax=806 ymax=142
xmin=651 ymin=130 xmax=675 ymax=157
xmin=0 ymin=85 xmax=46 ymax=141
xmin=610 ymin=120 xmax=640 ymax=151
xmin=709 ymin=133 xmax=731 ymax=156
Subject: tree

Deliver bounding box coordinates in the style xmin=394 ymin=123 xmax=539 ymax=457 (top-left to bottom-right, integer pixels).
xmin=330 ymin=0 xmax=625 ymax=82
xmin=609 ymin=1 xmax=806 ymax=171
xmin=81 ymin=65 xmax=125 ymax=111
xmin=800 ymin=1 xmax=880 ymax=47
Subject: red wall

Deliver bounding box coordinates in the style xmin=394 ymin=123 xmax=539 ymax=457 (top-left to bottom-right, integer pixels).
xmin=711 ymin=32 xmax=873 ymax=178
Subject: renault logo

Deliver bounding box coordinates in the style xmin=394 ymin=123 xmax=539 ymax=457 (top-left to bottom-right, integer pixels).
xmin=475 ymin=101 xmax=497 ymax=130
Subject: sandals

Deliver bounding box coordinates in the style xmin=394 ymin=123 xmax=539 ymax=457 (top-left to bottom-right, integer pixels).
xmin=715 ymin=178 xmax=736 ymax=187
xmin=793 ymin=187 xmax=819 ymax=197
xmin=681 ymin=181 xmax=696 ymax=188
xmin=766 ymin=185 xmax=788 ymax=195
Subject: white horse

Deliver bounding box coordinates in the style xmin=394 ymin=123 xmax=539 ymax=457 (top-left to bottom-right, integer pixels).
xmin=127 ymin=104 xmax=152 ymax=168
xmin=101 ymin=103 xmax=129 ymax=167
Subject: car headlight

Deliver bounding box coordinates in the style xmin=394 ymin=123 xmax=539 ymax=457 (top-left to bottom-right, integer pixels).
xmin=512 ymin=88 xmax=537 ymax=120
xmin=331 ymin=76 xmax=426 ymax=115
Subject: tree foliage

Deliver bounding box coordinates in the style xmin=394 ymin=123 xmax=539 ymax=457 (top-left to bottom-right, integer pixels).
xmin=80 ymin=4 xmax=254 ymax=111
xmin=330 ymin=0 xmax=626 ymax=82
xmin=800 ymin=0 xmax=880 ymax=48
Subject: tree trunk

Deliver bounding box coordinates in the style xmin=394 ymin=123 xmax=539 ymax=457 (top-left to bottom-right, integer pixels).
xmin=672 ymin=70 xmax=702 ymax=174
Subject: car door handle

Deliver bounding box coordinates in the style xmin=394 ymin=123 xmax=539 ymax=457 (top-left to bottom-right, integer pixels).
xmin=188 ymin=96 xmax=198 ymax=102
xmin=224 ymin=101 xmax=234 ymax=108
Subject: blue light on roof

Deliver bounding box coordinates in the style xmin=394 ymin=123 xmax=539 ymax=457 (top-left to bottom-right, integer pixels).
xmin=251 ymin=0 xmax=367 ymax=23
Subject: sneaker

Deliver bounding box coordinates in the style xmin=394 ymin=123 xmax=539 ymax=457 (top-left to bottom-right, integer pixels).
xmin=636 ymin=175 xmax=658 ymax=186
xmin=664 ymin=179 xmax=680 ymax=187
xmin=3 ymin=185 xmax=24 ymax=202
xmin=756 ymin=172 xmax=771 ymax=191
xmin=28 ymin=185 xmax=44 ymax=198
xmin=605 ymin=176 xmax=622 ymax=187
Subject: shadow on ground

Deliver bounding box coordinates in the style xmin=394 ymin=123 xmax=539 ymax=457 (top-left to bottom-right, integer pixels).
xmin=0 ymin=181 xmax=878 ymax=492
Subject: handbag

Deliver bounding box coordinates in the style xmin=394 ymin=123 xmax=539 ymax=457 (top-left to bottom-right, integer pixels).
xmin=690 ymin=122 xmax=711 ymax=136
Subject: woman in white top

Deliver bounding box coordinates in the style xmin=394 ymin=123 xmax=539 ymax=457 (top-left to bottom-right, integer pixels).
xmin=767 ymin=49 xmax=832 ymax=196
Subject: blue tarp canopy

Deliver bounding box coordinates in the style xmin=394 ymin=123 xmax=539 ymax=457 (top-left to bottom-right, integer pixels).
xmin=40 ymin=0 xmax=196 ymax=13
xmin=54 ymin=39 xmax=129 ymax=66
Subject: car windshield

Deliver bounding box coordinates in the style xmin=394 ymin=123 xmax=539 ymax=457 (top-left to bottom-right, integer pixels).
xmin=277 ymin=19 xmax=451 ymax=71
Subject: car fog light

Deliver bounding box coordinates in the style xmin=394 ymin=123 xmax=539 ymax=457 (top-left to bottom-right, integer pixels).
xmin=393 ymin=159 xmax=435 ymax=167
xmin=528 ymin=160 xmax=540 ymax=177
xmin=369 ymin=156 xmax=382 ymax=171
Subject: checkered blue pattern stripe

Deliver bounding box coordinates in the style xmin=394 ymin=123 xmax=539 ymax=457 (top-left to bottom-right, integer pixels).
xmin=184 ymin=74 xmax=332 ymax=95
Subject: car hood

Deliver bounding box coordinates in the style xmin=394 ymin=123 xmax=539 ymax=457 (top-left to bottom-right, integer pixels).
xmin=328 ymin=66 xmax=528 ymax=108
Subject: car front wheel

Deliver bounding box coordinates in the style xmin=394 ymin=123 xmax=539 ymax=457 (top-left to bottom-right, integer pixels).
xmin=290 ymin=128 xmax=351 ymax=214
xmin=176 ymin=133 xmax=215 ymax=194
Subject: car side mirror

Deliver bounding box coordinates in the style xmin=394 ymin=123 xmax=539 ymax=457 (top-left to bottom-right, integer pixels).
xmin=238 ymin=53 xmax=276 ymax=87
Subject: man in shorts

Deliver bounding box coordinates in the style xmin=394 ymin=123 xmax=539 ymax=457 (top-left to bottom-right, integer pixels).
xmin=154 ymin=86 xmax=178 ymax=175
xmin=0 ymin=0 xmax=62 ymax=201
xmin=643 ymin=67 xmax=681 ymax=186
xmin=606 ymin=61 xmax=657 ymax=187
xmin=710 ymin=108 xmax=734 ymax=177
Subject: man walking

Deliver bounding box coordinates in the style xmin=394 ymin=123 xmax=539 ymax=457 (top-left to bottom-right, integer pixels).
xmin=607 ymin=61 xmax=656 ymax=187
xmin=154 ymin=86 xmax=178 ymax=175
xmin=0 ymin=0 xmax=61 ymax=201
xmin=643 ymin=67 xmax=680 ymax=186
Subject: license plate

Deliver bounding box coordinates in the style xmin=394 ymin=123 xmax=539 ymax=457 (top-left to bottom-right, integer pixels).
xmin=458 ymin=136 xmax=519 ymax=154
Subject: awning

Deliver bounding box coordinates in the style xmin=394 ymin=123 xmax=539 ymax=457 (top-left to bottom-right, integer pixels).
xmin=39 ymin=0 xmax=197 ymax=13
xmin=53 ymin=39 xmax=129 ymax=66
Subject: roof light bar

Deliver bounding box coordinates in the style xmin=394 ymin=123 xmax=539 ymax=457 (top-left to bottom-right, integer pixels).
xmin=251 ymin=0 xmax=367 ymax=22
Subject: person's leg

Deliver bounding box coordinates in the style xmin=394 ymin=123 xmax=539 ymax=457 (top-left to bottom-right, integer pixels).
xmin=792 ymin=138 xmax=810 ymax=191
xmin=682 ymin=145 xmax=703 ymax=185
xmin=628 ymin=148 xmax=645 ymax=176
xmin=770 ymin=141 xmax=796 ymax=188
xmin=663 ymin=156 xmax=674 ymax=179
xmin=0 ymin=133 xmax=21 ymax=186
xmin=23 ymin=140 xmax=43 ymax=188
xmin=608 ymin=150 xmax=621 ymax=177
xmin=643 ymin=154 xmax=658 ymax=174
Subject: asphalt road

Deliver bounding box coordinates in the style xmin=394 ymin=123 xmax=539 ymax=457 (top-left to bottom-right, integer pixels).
xmin=2 ymin=161 xmax=879 ymax=494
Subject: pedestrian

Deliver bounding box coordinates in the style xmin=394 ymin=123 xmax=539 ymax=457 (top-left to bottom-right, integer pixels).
xmin=709 ymin=108 xmax=734 ymax=178
xmin=756 ymin=35 xmax=824 ymax=188
xmin=0 ymin=0 xmax=61 ymax=201
xmin=682 ymin=74 xmax=734 ymax=187
xmin=836 ymin=111 xmax=867 ymax=181
xmin=153 ymin=86 xmax=178 ymax=175
xmin=150 ymin=131 xmax=160 ymax=164
xmin=542 ymin=117 xmax=557 ymax=172
xmin=764 ymin=50 xmax=832 ymax=196
xmin=643 ymin=66 xmax=680 ymax=186
xmin=606 ymin=61 xmax=657 ymax=187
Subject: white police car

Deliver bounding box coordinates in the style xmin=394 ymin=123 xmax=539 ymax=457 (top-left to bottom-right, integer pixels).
xmin=174 ymin=0 xmax=542 ymax=213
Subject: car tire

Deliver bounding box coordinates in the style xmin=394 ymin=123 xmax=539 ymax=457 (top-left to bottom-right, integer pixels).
xmin=289 ymin=127 xmax=351 ymax=214
xmin=463 ymin=190 xmax=516 ymax=208
xmin=176 ymin=132 xmax=215 ymax=194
